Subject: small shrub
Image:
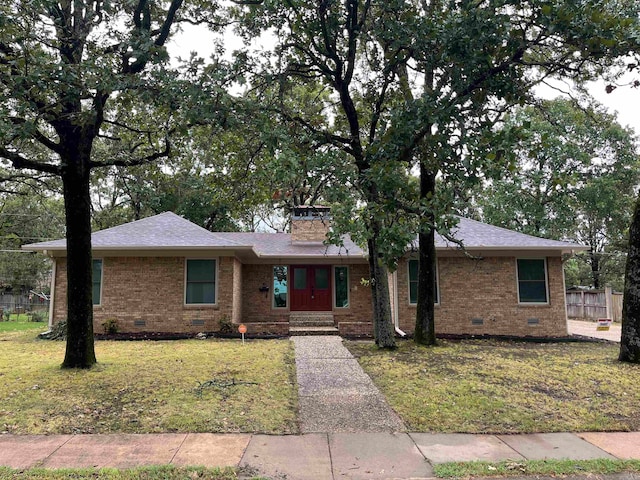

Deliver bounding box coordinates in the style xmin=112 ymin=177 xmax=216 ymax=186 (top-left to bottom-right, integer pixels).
xmin=30 ymin=311 xmax=45 ymax=323
xmin=218 ymin=316 xmax=232 ymax=334
xmin=39 ymin=320 xmax=66 ymax=340
xmin=101 ymin=318 xmax=119 ymax=334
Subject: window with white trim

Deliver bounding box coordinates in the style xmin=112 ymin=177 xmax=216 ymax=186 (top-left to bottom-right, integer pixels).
xmin=92 ymin=259 xmax=102 ymax=306
xmin=408 ymin=259 xmax=439 ymax=304
xmin=185 ymin=259 xmax=216 ymax=304
xmin=516 ymin=258 xmax=548 ymax=303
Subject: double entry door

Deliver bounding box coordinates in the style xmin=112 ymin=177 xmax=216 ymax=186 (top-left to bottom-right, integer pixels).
xmin=290 ymin=265 xmax=332 ymax=311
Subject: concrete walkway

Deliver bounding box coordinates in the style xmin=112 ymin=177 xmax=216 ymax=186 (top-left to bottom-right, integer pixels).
xmin=293 ymin=335 xmax=405 ymax=433
xmin=2 ymin=431 xmax=640 ymax=479
xmin=568 ymin=319 xmax=622 ymax=342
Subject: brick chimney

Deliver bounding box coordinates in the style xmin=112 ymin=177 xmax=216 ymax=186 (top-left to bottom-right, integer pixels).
xmin=291 ymin=206 xmax=331 ymax=243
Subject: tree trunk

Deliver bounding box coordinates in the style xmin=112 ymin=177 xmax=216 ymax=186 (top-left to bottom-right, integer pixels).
xmin=415 ymin=168 xmax=437 ymax=345
xmin=590 ymin=251 xmax=601 ymax=289
xmin=62 ymin=158 xmax=97 ymax=369
xmin=367 ymin=233 xmax=395 ymax=348
xmin=619 ymin=195 xmax=640 ymax=363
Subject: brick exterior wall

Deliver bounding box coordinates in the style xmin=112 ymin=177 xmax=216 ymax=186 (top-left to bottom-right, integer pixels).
xmin=395 ymin=255 xmax=568 ymax=337
xmin=333 ymin=263 xmax=372 ymax=326
xmin=240 ymin=262 xmax=372 ymax=328
xmin=52 ymin=256 xmax=238 ymax=333
xmin=241 ymin=264 xmax=290 ymax=325
xmin=50 ymin=252 xmax=568 ymax=337
xmin=290 ymin=218 xmax=331 ymax=242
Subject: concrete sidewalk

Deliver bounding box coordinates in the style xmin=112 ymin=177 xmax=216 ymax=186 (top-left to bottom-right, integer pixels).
xmin=568 ymin=319 xmax=622 ymax=342
xmin=1 ymin=431 xmax=640 ymax=479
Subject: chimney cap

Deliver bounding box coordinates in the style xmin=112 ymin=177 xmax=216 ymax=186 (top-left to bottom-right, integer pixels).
xmin=292 ymin=205 xmax=331 ymax=219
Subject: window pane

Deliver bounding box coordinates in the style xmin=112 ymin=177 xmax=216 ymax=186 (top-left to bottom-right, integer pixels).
xmin=187 ymin=259 xmax=215 ymax=282
xmin=409 ymin=260 xmax=418 ymax=304
xmin=186 ymin=259 xmax=216 ymax=304
xmin=186 ymin=282 xmax=216 ymax=304
xmin=517 ymin=259 xmax=547 ymax=303
xmin=409 ymin=259 xmax=419 ymax=280
xmin=274 ymin=266 xmax=287 ymax=308
xmin=408 ymin=259 xmax=439 ymax=304
xmin=335 ymin=266 xmax=349 ymax=308
xmin=409 ymin=281 xmax=418 ymax=304
xmin=519 ymin=281 xmax=547 ymax=303
xmin=92 ymin=259 xmax=102 ymax=305
xmin=294 ymin=268 xmax=307 ymax=289
xmin=315 ymin=268 xmax=329 ymax=289
xmin=517 ymin=259 xmax=545 ymax=281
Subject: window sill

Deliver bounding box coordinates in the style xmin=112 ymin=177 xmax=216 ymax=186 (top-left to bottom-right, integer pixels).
xmin=183 ymin=304 xmax=219 ymax=310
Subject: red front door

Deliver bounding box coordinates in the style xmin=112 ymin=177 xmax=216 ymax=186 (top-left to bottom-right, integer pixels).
xmin=290 ymin=265 xmax=332 ymax=311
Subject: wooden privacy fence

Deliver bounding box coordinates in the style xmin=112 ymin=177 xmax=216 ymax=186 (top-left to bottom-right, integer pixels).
xmin=0 ymin=292 xmax=50 ymax=314
xmin=566 ymin=287 xmax=622 ymax=322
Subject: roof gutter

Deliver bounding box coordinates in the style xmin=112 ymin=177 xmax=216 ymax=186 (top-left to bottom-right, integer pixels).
xmin=22 ymin=245 xmax=256 ymax=253
xmin=393 ymin=271 xmax=406 ymax=337
xmin=48 ymin=259 xmax=56 ymax=329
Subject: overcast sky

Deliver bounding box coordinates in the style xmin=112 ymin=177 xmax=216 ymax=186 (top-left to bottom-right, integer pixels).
xmin=587 ymin=77 xmax=640 ymax=135
xmin=170 ymin=29 xmax=640 ymax=137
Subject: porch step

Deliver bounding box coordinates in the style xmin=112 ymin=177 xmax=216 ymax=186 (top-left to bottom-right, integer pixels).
xmin=289 ymin=325 xmax=340 ymax=336
xmin=289 ymin=313 xmax=335 ymax=327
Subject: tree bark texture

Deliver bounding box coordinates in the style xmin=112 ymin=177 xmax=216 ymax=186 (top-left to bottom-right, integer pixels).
xmin=367 ymin=234 xmax=395 ymax=348
xmin=62 ymin=157 xmax=97 ymax=368
xmin=414 ymin=169 xmax=437 ymax=345
xmin=619 ymin=195 xmax=640 ymax=363
xmin=590 ymin=251 xmax=601 ymax=289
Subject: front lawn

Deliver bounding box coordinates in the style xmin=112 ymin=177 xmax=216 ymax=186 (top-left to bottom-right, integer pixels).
xmin=346 ymin=339 xmax=640 ymax=433
xmin=0 ymin=321 xmax=49 ymax=333
xmin=0 ymin=331 xmax=298 ymax=434
xmin=434 ymin=459 xmax=640 ymax=478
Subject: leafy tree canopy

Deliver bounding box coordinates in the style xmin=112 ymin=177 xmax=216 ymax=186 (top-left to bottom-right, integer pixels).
xmin=0 ymin=192 xmax=64 ymax=292
xmin=472 ymin=97 xmax=639 ymax=289
xmin=0 ymin=0 xmax=237 ymax=367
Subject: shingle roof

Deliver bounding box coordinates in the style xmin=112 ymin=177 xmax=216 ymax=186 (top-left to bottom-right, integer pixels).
xmin=24 ymin=212 xmax=250 ymax=251
xmin=23 ymin=211 xmax=586 ymax=256
xmin=437 ymin=217 xmax=584 ymax=250
xmin=215 ymin=232 xmax=366 ymax=258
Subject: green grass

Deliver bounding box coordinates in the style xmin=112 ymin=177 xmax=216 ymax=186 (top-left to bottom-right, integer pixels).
xmin=0 ymin=330 xmax=298 ymax=434
xmin=0 ymin=320 xmax=49 ymax=332
xmin=0 ymin=465 xmax=242 ymax=479
xmin=346 ymin=339 xmax=640 ymax=433
xmin=433 ymin=459 xmax=640 ymax=478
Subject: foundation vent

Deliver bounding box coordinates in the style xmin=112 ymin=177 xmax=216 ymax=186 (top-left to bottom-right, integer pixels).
xmin=192 ymin=319 xmax=205 ymax=326
xmin=527 ymin=318 xmax=540 ymax=325
xmin=471 ymin=318 xmax=484 ymax=325
xmin=134 ymin=320 xmax=146 ymax=327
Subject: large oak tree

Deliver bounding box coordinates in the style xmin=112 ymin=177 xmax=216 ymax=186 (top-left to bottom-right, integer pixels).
xmin=0 ymin=0 xmax=230 ymax=367
xmin=236 ymin=0 xmax=640 ymax=347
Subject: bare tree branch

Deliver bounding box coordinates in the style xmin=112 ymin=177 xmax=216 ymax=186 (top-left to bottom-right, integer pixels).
xmin=0 ymin=148 xmax=61 ymax=175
